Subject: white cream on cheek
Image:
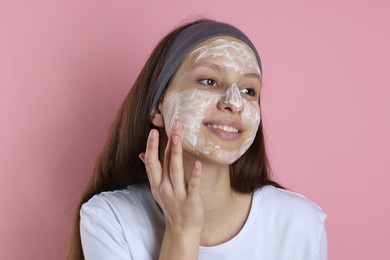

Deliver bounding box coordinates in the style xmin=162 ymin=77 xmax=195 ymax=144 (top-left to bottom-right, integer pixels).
xmin=163 ymin=88 xmax=260 ymax=164
xmin=162 ymin=38 xmax=262 ymax=164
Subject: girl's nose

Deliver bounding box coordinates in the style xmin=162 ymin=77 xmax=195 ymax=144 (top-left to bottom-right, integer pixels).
xmin=218 ymin=83 xmax=244 ymax=113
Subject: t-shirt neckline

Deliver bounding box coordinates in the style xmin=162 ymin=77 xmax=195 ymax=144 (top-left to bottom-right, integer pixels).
xmin=144 ymin=184 xmax=273 ymax=251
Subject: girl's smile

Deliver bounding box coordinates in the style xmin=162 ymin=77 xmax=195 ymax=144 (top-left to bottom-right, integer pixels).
xmin=205 ymin=119 xmax=243 ymax=141
xmin=160 ymin=37 xmax=262 ymax=164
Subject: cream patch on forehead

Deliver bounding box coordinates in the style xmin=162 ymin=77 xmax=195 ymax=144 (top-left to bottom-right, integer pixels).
xmin=189 ymin=39 xmax=261 ymax=76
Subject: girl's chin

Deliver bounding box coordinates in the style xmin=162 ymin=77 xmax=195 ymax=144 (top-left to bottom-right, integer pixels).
xmin=182 ymin=144 xmax=241 ymax=165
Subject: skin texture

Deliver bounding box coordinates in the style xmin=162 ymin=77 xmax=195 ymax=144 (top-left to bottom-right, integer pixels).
xmin=141 ymin=36 xmax=262 ymax=260
xmin=161 ymin=38 xmax=261 ymax=165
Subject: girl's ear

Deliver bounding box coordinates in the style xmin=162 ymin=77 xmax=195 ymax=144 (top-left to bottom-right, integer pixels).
xmin=150 ymin=103 xmax=164 ymax=128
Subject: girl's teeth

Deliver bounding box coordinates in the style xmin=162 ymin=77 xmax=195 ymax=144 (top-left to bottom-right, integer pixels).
xmin=207 ymin=124 xmax=239 ymax=133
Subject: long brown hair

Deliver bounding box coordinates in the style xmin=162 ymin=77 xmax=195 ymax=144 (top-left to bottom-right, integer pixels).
xmin=66 ymin=19 xmax=282 ymax=259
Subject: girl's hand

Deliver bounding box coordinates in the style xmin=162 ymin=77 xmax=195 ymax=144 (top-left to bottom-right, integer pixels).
xmin=139 ymin=120 xmax=204 ymax=234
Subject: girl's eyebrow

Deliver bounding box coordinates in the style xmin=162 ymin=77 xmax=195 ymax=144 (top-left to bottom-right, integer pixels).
xmin=244 ymin=72 xmax=261 ymax=80
xmin=191 ymin=61 xmax=224 ymax=72
xmin=191 ymin=61 xmax=261 ymax=80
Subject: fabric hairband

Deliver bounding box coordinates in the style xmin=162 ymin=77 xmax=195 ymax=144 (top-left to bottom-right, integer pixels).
xmin=150 ymin=20 xmax=263 ymax=111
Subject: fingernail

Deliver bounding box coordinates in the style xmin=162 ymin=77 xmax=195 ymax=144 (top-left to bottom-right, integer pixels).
xmin=194 ymin=161 xmax=201 ymax=171
xmin=149 ymin=129 xmax=156 ymax=139
xmin=173 ymin=120 xmax=180 ymax=131
xmin=172 ymin=135 xmax=179 ymax=146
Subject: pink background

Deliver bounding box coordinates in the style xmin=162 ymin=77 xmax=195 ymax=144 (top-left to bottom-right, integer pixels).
xmin=1 ymin=0 xmax=389 ymax=259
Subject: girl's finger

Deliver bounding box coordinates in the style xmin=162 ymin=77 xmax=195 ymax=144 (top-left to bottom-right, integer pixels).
xmin=187 ymin=160 xmax=202 ymax=199
xmin=162 ymin=131 xmax=172 ymax=183
xmin=169 ymin=133 xmax=185 ymax=194
xmin=163 ymin=120 xmax=185 ymax=193
xmin=144 ymin=129 xmax=162 ymax=187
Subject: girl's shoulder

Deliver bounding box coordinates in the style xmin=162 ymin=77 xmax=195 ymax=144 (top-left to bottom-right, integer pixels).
xmin=82 ymin=183 xmax=150 ymax=210
xmin=254 ymin=185 xmax=326 ymax=224
xmin=80 ymin=185 xmax=165 ymax=259
xmin=81 ymin=183 xmax=163 ymax=225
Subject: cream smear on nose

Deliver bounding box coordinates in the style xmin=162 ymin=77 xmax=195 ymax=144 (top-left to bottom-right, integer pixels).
xmin=163 ymin=88 xmax=260 ymax=164
xmin=224 ymin=83 xmax=243 ymax=111
xmin=162 ymin=38 xmax=262 ymax=164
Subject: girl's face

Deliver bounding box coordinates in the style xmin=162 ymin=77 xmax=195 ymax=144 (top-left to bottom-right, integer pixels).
xmin=160 ymin=36 xmax=262 ymax=165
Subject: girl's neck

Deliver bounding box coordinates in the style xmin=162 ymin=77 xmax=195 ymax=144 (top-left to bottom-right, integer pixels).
xmin=182 ymin=152 xmax=247 ymax=219
xmin=157 ymin=134 xmax=252 ymax=246
xmin=182 ymin=154 xmax=252 ymax=247
xmin=182 ymin=152 xmax=232 ymax=202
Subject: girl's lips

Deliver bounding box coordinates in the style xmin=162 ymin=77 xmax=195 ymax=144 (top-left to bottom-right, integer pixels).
xmin=204 ymin=120 xmax=243 ymax=141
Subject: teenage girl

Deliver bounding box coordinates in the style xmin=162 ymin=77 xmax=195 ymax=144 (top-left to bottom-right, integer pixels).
xmin=67 ymin=19 xmax=327 ymax=260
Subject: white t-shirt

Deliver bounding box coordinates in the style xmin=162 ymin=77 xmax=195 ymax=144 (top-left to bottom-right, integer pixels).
xmin=80 ymin=184 xmax=327 ymax=259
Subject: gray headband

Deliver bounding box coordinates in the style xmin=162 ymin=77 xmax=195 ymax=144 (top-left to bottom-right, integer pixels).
xmin=151 ymin=20 xmax=262 ymax=110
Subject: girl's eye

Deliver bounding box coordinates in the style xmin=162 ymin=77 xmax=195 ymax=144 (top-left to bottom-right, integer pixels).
xmin=240 ymin=88 xmax=256 ymax=96
xmin=199 ymin=79 xmax=217 ymax=87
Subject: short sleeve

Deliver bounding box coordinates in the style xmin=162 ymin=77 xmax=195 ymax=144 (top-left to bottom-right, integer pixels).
xmin=315 ymin=224 xmax=328 ymax=260
xmin=80 ymin=203 xmax=132 ymax=260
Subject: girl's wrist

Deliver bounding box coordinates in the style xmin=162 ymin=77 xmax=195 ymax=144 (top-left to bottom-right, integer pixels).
xmin=164 ymin=226 xmax=202 ymax=245
xmin=159 ymin=226 xmax=201 ymax=260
